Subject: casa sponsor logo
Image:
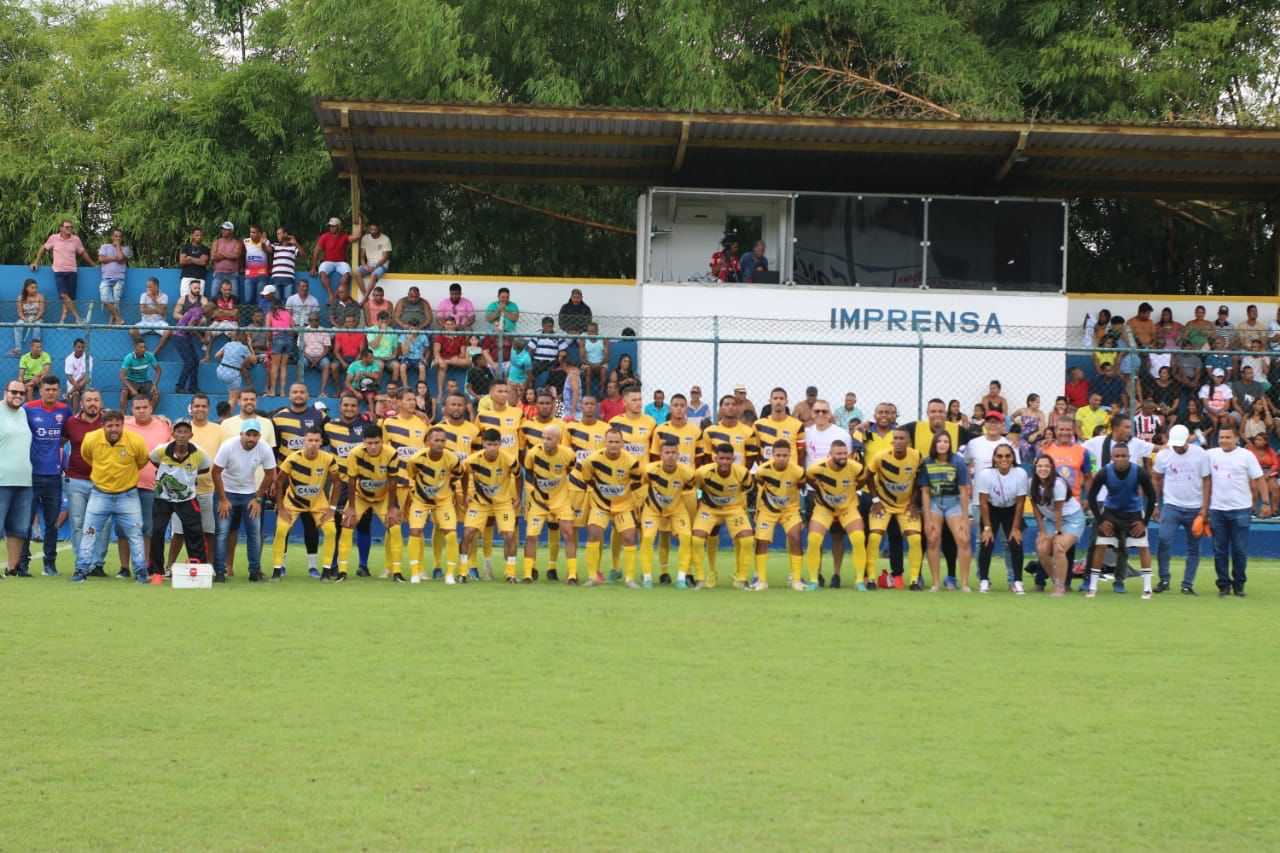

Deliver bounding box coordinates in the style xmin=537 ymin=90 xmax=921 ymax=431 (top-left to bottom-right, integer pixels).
xmin=829 ymin=307 xmax=1003 ymax=335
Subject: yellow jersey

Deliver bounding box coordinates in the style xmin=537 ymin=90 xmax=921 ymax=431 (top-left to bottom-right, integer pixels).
xmin=806 ymin=457 xmax=864 ymax=511
xmin=866 ymin=448 xmax=923 ymax=512
xmin=519 ymin=417 xmax=567 ymax=450
xmin=476 ymin=406 xmax=522 ymax=453
xmin=754 ymin=415 xmax=805 ymax=462
xmin=278 ymin=449 xmax=340 ymax=512
xmin=346 ymin=443 xmax=400 ymax=503
xmin=650 ymin=420 xmax=701 ymax=466
xmin=383 ymin=414 xmax=431 ymax=484
xmin=693 ymin=462 xmax=753 ymax=511
xmin=436 ymin=418 xmax=480 ymax=462
xmin=463 ymin=449 xmax=520 ymax=506
xmin=522 ymin=444 xmax=577 ymax=508
xmin=699 ymin=422 xmax=759 ymax=467
xmin=404 ymin=448 xmax=463 ymax=507
xmin=323 ymin=416 xmax=373 ymax=460
xmin=754 ymin=460 xmax=806 ymax=514
xmin=642 ymin=461 xmax=696 ymax=515
xmin=567 ymin=419 xmax=610 ymax=464
xmin=577 ymin=449 xmax=643 ymax=512
xmin=609 ymin=413 xmax=657 ymax=459
xmin=863 ymin=427 xmax=896 ymax=464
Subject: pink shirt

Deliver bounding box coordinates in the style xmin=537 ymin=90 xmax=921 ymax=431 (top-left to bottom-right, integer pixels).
xmin=435 ymin=295 xmax=476 ymax=328
xmin=125 ymin=416 xmax=173 ymax=491
xmin=268 ymin=308 xmax=294 ymax=345
xmin=43 ymin=234 xmax=85 ymax=273
xmin=212 ymin=237 xmax=241 ymax=274
xmin=364 ymin=297 xmax=393 ymax=325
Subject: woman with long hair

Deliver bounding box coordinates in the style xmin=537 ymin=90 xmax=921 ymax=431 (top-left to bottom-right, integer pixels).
xmin=975 ymin=444 xmax=1028 ymax=594
xmin=11 ymin=278 xmax=45 ymax=356
xmin=265 ymin=295 xmax=294 ymax=397
xmin=1028 ymin=455 xmax=1085 ymax=597
xmin=520 ymin=386 xmax=539 ymax=419
xmin=1243 ymin=397 xmax=1272 ymax=443
xmin=610 ymin=353 xmax=640 ymax=393
xmin=1010 ymin=393 xmax=1046 ymax=460
xmin=918 ymin=431 xmax=972 ymax=591
xmin=946 ymin=399 xmax=968 ymax=428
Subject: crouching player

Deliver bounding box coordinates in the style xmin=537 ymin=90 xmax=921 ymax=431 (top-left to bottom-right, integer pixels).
xmin=640 ymin=437 xmax=696 ymax=588
xmin=692 ymin=444 xmax=754 ymax=589
xmin=865 ymin=428 xmax=925 ymax=589
xmin=459 ymin=429 xmax=521 ymax=582
xmin=754 ymin=439 xmax=808 ymax=591
xmin=338 ymin=424 xmax=403 ymax=582
xmin=804 ymin=439 xmax=866 ymax=590
xmin=1085 ymin=442 xmax=1158 ymax=599
xmin=576 ymin=428 xmax=643 ymax=587
xmin=522 ymin=425 xmax=578 ymax=583
xmin=404 ymin=426 xmax=463 ymax=583
xmin=271 ymin=427 xmax=341 ymax=580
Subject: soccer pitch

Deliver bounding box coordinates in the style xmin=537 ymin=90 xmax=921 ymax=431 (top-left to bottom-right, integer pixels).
xmin=4 ymin=549 xmax=1277 ymax=850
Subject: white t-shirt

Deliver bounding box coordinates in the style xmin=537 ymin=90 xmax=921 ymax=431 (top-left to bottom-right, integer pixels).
xmin=63 ymin=352 xmax=93 ymax=386
xmin=139 ymin=290 xmax=169 ymax=323
xmin=805 ymin=424 xmax=844 ymax=462
xmin=285 ymin=293 xmax=320 ymax=327
xmin=1207 ymin=447 xmax=1263 ymax=512
xmin=976 ymin=466 xmax=1029 ymax=508
xmin=1032 ymin=477 xmax=1082 ymax=517
xmin=214 ymin=436 xmax=277 ymax=494
xmin=1153 ymin=445 xmax=1210 ymax=510
xmin=1198 ymin=382 xmax=1233 ymax=416
xmin=1146 ymin=350 xmax=1172 ymax=379
xmin=963 ymin=436 xmax=1017 ymax=504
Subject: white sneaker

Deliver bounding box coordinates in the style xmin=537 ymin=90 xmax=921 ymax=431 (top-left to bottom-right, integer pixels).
xmin=444 ymin=574 xmax=456 ymax=585
xmin=790 ymin=580 xmax=806 ymax=592
xmin=380 ymin=569 xmax=390 ymax=579
xmin=1141 ymin=590 xmax=1152 ymax=600
xmin=748 ymin=580 xmax=768 ymax=592
xmin=732 ymin=580 xmax=748 ymax=590
xmin=625 ymin=580 xmax=642 ymax=589
xmin=1012 ymin=580 xmax=1025 ymax=595
xmin=979 ymin=579 xmax=991 ymax=593
xmin=410 ymin=575 xmax=421 ymax=585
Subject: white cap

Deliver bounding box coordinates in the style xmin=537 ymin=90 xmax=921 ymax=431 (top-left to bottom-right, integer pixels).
xmin=1212 ymin=367 xmax=1226 ymax=377
xmin=260 ymin=284 xmax=277 ymax=296
xmin=1168 ymin=424 xmax=1190 ymax=448
xmin=220 ymin=220 xmax=234 ymax=230
xmin=314 ymin=400 xmax=327 ymax=412
xmin=327 ymin=217 xmax=341 ymax=226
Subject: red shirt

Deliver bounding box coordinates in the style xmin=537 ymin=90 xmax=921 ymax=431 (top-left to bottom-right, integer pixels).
xmin=481 ymin=335 xmax=512 ymax=361
xmin=63 ymin=414 xmax=103 ymax=481
xmin=317 ymin=232 xmax=351 ymax=263
xmin=436 ymin=334 xmax=464 ymax=359
xmin=334 ymin=331 xmax=366 ymax=359
xmin=1250 ymin=445 xmax=1279 ymax=476
xmin=1064 ymin=378 xmax=1090 ymax=409
xmin=600 ymin=397 xmax=626 ymax=420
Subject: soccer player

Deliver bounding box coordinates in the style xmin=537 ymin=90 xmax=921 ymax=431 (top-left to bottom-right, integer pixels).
xmin=805 ymin=439 xmax=866 ymax=589
xmin=640 ymin=437 xmax=696 ymax=587
xmin=384 ymin=387 xmax=430 ymax=574
xmin=1085 ymin=443 xmax=1158 ymax=599
xmin=519 ymin=389 xmax=566 ymax=449
xmin=521 ymin=425 xmax=578 ymax=582
xmin=865 ymin=428 xmax=925 ymax=589
xmin=576 ymin=428 xmax=643 ymax=587
xmin=271 ymin=383 xmax=327 ymax=460
xmin=648 ymin=392 xmax=701 ymax=578
xmin=474 ymin=380 xmax=521 ymax=576
xmin=323 ymin=393 xmax=375 ymax=575
xmin=607 ymin=387 xmax=656 ymax=576
xmin=698 ymin=394 xmax=759 ymax=466
xmin=459 ymin=428 xmax=521 ymax=582
xmin=754 ymin=439 xmax=808 ymax=591
xmin=434 ymin=392 xmax=480 ymax=577
xmin=691 ymin=443 xmax=754 ymax=589
xmin=338 ymin=424 xmax=403 ymax=582
xmin=271 ymin=427 xmax=341 ymax=580
xmin=567 ymin=396 xmax=611 ymax=562
xmin=753 ymin=387 xmax=805 ymax=463
xmin=404 ymin=426 xmax=464 ymax=583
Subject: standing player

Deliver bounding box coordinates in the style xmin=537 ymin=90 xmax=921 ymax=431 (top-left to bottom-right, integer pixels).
xmin=323 ymin=393 xmax=374 ymax=576
xmin=435 ymin=392 xmax=480 ymax=577
xmin=754 ymin=440 xmax=808 ymax=591
xmin=521 ymin=425 xmax=577 ymax=583
xmin=271 ymin=427 xmax=341 ymax=580
xmin=384 ymin=387 xmax=430 ymax=576
xmin=519 ymin=389 xmax=567 ymax=573
xmin=1085 ymin=443 xmax=1158 ymax=599
xmin=458 ymin=428 xmax=521 ymax=582
xmin=649 ymin=392 xmax=701 ymax=580
xmin=271 ymin=383 xmax=327 ymax=460
xmin=640 ymin=437 xmax=696 ymax=588
xmin=567 ymin=396 xmax=611 ymax=577
xmin=576 ymin=428 xmax=643 ymax=587
xmin=804 ymin=399 xmax=857 ymax=586
xmin=805 ymin=439 xmax=866 ymax=589
xmin=691 ymin=443 xmax=755 ymax=589
xmin=697 ymin=395 xmax=759 ymax=579
xmin=338 ymin=424 xmax=403 ymax=582
xmin=404 ymin=427 xmax=464 ymax=583
xmin=753 ymin=387 xmax=805 ymax=463
xmin=474 ymin=380 xmax=522 ymax=576
xmin=865 ymin=428 xmax=925 ymax=589
xmin=608 ymin=387 xmax=656 ymax=577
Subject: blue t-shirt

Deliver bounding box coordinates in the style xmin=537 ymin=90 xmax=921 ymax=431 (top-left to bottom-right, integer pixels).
xmin=739 ymin=252 xmax=768 ymax=283
xmin=508 ymin=349 xmax=532 ymax=384
xmin=24 ymin=400 xmax=70 ymax=476
xmin=219 ymin=341 xmax=250 ymax=369
xmin=644 ymin=403 xmax=670 ymax=425
xmin=917 ymin=453 xmax=970 ymax=498
xmin=404 ymin=333 xmax=429 ymax=361
xmin=121 ymin=352 xmax=158 ymax=384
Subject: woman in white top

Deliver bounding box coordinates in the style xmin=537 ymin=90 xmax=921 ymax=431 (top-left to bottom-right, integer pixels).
xmin=1028 ymin=455 xmax=1085 ymax=597
xmin=976 ymin=444 xmax=1029 ymax=594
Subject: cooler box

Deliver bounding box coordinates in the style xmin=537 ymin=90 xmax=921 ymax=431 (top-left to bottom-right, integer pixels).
xmin=171 ymin=562 xmax=214 ymax=589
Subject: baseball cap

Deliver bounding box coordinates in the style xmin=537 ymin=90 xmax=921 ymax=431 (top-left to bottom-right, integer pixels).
xmin=1218 ymin=305 xmax=1229 ymax=314
xmin=985 ymin=410 xmax=1004 ymax=420
xmin=314 ymin=400 xmax=327 ymax=412
xmin=240 ymin=418 xmax=262 ymax=434
xmin=734 ymin=384 xmax=747 ymax=394
xmin=172 ymin=417 xmax=193 ymax=430
xmin=260 ymin=284 xmax=277 ymax=296
xmin=220 ymin=221 xmax=234 ymax=231
xmin=1168 ymin=424 xmax=1190 ymax=448
xmin=327 ymin=217 xmax=341 ymax=226
xmin=1213 ymin=367 xmax=1226 ymax=377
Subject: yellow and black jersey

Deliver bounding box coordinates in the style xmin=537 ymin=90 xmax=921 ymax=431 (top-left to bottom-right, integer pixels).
xmin=323 ymin=416 xmax=373 ymax=460
xmin=609 ymin=413 xmax=657 ymax=459
xmin=271 ymin=407 xmax=327 ymax=459
xmin=383 ymin=414 xmax=431 ymax=483
xmin=753 ymin=415 xmax=805 ymax=462
xmin=863 ymin=427 xmax=896 ymax=465
xmin=278 ymin=449 xmax=339 ymax=512
xmin=642 ymin=461 xmax=695 ymax=515
xmin=577 ymin=449 xmax=643 ymax=512
xmin=754 ymin=460 xmax=806 ymax=513
xmin=567 ymin=419 xmax=610 ymax=464
xmin=650 ymin=420 xmax=701 ymax=466
xmin=519 ymin=417 xmax=567 ymax=450
xmin=694 ymin=462 xmax=753 ymax=510
xmin=476 ymin=406 xmax=522 ymax=452
xmin=805 ymin=458 xmax=864 ymax=510
xmin=699 ymin=422 xmax=759 ymax=467
xmin=437 ymin=419 xmax=480 ymax=462
xmin=346 ymin=443 xmax=400 ymax=503
xmin=866 ymin=448 xmax=923 ymax=512
xmin=463 ymin=449 xmax=519 ymax=505
xmin=522 ymin=444 xmax=576 ymax=508
xmin=404 ymin=449 xmax=462 ymax=506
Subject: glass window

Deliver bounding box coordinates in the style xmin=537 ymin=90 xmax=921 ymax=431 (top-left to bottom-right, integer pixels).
xmin=926 ymin=199 xmax=1064 ymax=292
xmin=794 ymin=196 xmax=924 ymax=287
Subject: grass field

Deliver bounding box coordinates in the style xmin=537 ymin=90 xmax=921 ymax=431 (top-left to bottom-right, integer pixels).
xmin=4 ymin=546 xmax=1279 ymax=850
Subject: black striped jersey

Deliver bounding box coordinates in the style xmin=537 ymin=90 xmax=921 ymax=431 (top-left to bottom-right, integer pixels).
xmin=699 ymin=422 xmax=759 ymax=466
xmin=805 ymin=458 xmax=864 ymax=510
xmin=463 ymin=449 xmax=519 ymax=505
xmin=522 ymin=445 xmax=576 ymax=508
xmin=404 ymin=449 xmax=463 ymax=507
xmin=475 ymin=406 xmax=522 ymax=453
xmin=609 ymin=413 xmax=656 ymax=458
xmin=436 ymin=418 xmax=480 ymax=462
xmin=345 ymin=443 xmax=400 ymax=502
xmin=754 ymin=460 xmax=806 ymax=514
xmin=577 ymin=449 xmax=643 ymax=512
xmin=866 ymin=448 xmax=923 ymax=511
xmin=650 ymin=420 xmax=701 ymax=465
xmin=323 ymin=415 xmax=373 ymax=460
xmin=272 ymin=405 xmax=327 ymax=458
xmin=519 ymin=417 xmax=567 ymax=450
xmin=278 ymin=449 xmax=340 ymax=512
xmin=753 ymin=415 xmax=805 ymax=461
xmin=383 ymin=414 xmax=431 ymax=483
xmin=567 ymin=419 xmax=611 ymax=492
xmin=693 ymin=462 xmax=753 ymax=510
xmin=642 ymin=461 xmax=695 ymax=515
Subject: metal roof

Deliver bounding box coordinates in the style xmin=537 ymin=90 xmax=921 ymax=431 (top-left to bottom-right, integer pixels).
xmin=315 ymin=99 xmax=1280 ymax=199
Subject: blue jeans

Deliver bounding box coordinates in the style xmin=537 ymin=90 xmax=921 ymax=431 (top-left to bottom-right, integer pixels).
xmin=1156 ymin=504 xmax=1202 ymax=586
xmin=215 ymin=491 xmax=263 ymax=576
xmin=212 ymin=270 xmax=239 ymax=298
xmin=65 ymin=477 xmax=94 ymax=564
xmin=76 ymin=488 xmax=146 ymax=576
xmin=241 ymin=274 xmax=267 ymax=307
xmin=12 ymin=321 xmax=41 ymax=351
xmin=1209 ymin=508 xmax=1251 ymax=591
xmin=175 ymin=334 xmax=200 ymax=391
xmin=18 ymin=474 xmax=61 ymax=571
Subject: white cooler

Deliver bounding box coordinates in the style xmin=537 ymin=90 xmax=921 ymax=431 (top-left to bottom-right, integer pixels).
xmin=171 ymin=562 xmax=214 ymax=589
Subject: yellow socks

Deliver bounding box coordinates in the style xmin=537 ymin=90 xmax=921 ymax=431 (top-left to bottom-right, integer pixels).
xmin=547 ymin=534 xmax=559 ymax=569
xmin=585 ymin=541 xmax=603 ymax=577
xmin=622 ymin=545 xmax=637 ymax=582
xmin=658 ymin=531 xmax=671 ymax=572
xmin=271 ymin=516 xmax=291 ymax=567
xmin=850 ymin=530 xmax=867 ymax=582
xmin=640 ymin=534 xmax=657 ymax=578
xmin=906 ymin=534 xmax=923 ymax=584
xmin=433 ymin=533 xmax=445 ymax=572
xmin=692 ymin=536 xmax=710 ymax=584
xmin=565 ymin=556 xmax=578 ymax=583
xmin=504 ymin=555 xmax=517 ymax=579
xmin=611 ymin=535 xmax=623 ymax=571
xmin=521 ymin=554 xmax=534 ymax=580
xmin=734 ymin=539 xmax=751 ymax=583
xmin=677 ymin=535 xmax=692 ymax=575
xmin=483 ymin=526 xmax=494 ymax=559
xmin=805 ymin=531 xmax=825 ymax=581
xmin=756 ymin=551 xmax=770 ymax=584
xmin=865 ymin=533 xmax=881 ymax=583
xmin=789 ymin=552 xmax=803 ymax=582
xmin=385 ymin=526 xmax=403 ymax=575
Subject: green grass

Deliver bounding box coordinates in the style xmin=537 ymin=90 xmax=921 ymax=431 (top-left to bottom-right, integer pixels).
xmin=3 ymin=546 xmax=1278 ymax=850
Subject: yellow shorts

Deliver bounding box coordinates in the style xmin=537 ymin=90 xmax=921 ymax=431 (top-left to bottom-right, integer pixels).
xmin=464 ymin=503 xmax=517 ymax=534
xmin=810 ymin=502 xmax=863 ymax=532
xmin=352 ymin=495 xmax=391 ymax=523
xmin=755 ymin=507 xmax=802 ymax=541
xmin=586 ymin=505 xmax=636 ymax=533
xmin=693 ymin=506 xmax=750 ymax=538
xmin=396 ymin=485 xmax=412 ymax=515
xmin=869 ymin=505 xmax=922 ymax=535
xmin=526 ymin=497 xmax=575 ymax=537
xmin=640 ymin=507 xmax=692 ymax=538
xmin=570 ymin=489 xmax=590 ymax=527
xmin=279 ymin=498 xmax=331 ymax=525
xmin=408 ymin=499 xmax=457 ymax=533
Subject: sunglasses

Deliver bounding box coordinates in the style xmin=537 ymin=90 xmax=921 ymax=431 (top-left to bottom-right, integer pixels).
xmin=812 ymin=408 xmax=830 ymax=414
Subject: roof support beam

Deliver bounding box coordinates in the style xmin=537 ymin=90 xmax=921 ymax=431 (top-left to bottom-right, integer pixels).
xmin=325 ymin=126 xmax=676 ymax=147
xmin=341 ymin=171 xmax=654 ymax=187
xmin=346 ymin=150 xmax=668 ymax=168
xmin=673 ymin=121 xmax=690 ymax=173
xmin=995 ymin=130 xmax=1029 ymax=182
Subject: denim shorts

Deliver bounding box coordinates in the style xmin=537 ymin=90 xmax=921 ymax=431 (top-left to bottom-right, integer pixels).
xmin=929 ymin=493 xmax=965 ymax=520
xmin=358 ymin=263 xmax=388 ymax=279
xmin=1041 ymin=509 xmax=1086 ymax=539
xmin=0 ymin=485 xmax=33 ymax=537
xmin=99 ymin=278 xmax=124 ymax=304
xmin=55 ymin=271 xmax=77 ymax=299
xmin=271 ymin=336 xmax=294 ymax=355
xmin=319 ymin=261 xmax=351 ymax=277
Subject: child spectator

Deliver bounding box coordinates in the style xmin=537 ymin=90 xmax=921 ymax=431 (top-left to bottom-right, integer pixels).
xmin=215 ymin=331 xmax=256 ymax=408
